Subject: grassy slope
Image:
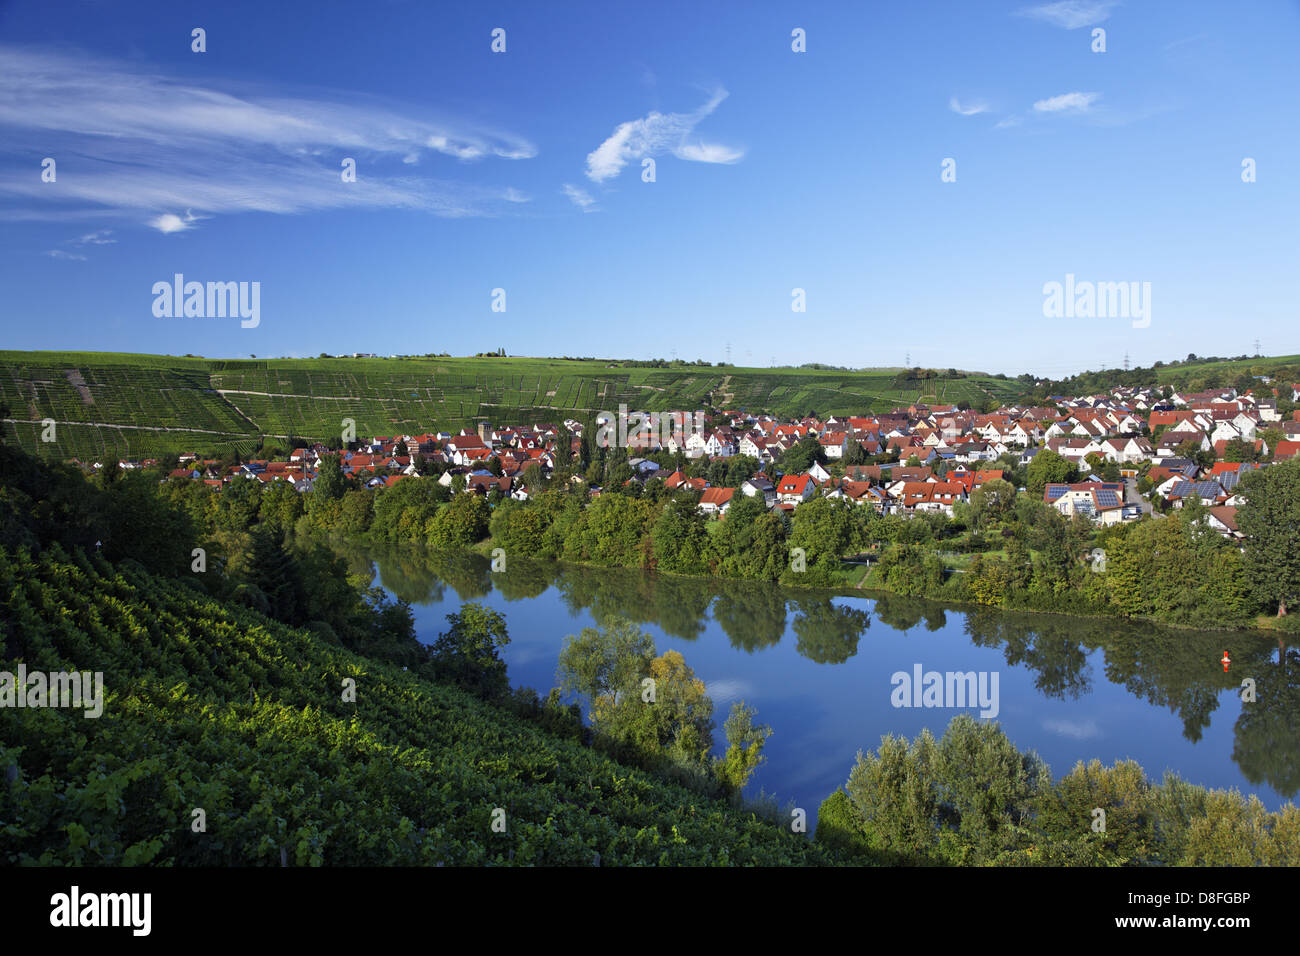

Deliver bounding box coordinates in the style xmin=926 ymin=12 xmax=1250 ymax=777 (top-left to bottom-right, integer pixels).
xmin=0 ymin=350 xmax=1028 ymax=460
xmin=1151 ymin=354 xmax=1300 ymax=384
xmin=0 ymin=543 xmax=840 ymax=866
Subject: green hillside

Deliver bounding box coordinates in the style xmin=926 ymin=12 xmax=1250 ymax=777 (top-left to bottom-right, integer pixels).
xmin=0 ymin=350 xmax=1027 ymax=460
xmin=0 ymin=542 xmax=838 ymax=866
xmin=1153 ymin=354 xmax=1300 ymax=385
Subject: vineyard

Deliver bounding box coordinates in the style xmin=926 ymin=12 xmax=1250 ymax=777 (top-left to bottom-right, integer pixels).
xmin=0 ymin=544 xmax=840 ymax=866
xmin=0 ymin=350 xmax=1031 ymax=461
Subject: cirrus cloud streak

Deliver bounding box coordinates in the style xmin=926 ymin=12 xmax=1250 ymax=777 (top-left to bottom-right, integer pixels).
xmin=0 ymin=45 xmax=537 ymax=233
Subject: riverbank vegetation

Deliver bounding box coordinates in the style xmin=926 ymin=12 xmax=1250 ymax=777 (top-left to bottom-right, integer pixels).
xmin=818 ymin=717 xmax=1300 ymax=866
xmin=279 ymin=447 xmax=1300 ymax=633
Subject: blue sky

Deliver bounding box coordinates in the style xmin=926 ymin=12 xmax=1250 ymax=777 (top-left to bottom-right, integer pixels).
xmin=1 ymin=0 xmax=1297 ymax=377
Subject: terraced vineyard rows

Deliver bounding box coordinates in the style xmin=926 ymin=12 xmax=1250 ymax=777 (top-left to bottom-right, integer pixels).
xmin=0 ymin=544 xmax=840 ymax=866
xmin=0 ymin=351 xmax=1034 ymax=460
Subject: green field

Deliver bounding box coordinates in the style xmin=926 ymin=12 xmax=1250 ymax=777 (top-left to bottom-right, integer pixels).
xmin=0 ymin=351 xmax=1030 ymax=460
xmin=1152 ymin=354 xmax=1300 ymax=385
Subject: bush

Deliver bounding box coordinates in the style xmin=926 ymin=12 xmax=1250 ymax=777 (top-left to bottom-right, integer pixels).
xmin=815 ymin=789 xmax=875 ymax=860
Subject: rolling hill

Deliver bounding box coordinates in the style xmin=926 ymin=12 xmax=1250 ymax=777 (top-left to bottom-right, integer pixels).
xmin=0 ymin=351 xmax=1029 ymax=460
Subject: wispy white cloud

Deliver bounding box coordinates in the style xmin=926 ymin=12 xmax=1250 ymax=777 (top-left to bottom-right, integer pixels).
xmin=1043 ymin=718 xmax=1101 ymax=740
xmin=1033 ymin=91 xmax=1100 ymax=113
xmin=674 ymin=141 xmax=744 ymax=164
xmin=44 ymin=227 xmax=117 ymax=259
xmin=703 ymin=679 xmax=754 ymax=705
xmin=949 ymin=97 xmax=989 ymax=117
xmin=148 ymin=209 xmax=206 ymax=234
xmin=585 ymin=88 xmax=744 ymax=182
xmin=1017 ymin=1 xmax=1116 ymax=29
xmin=0 ymin=45 xmax=537 ymax=230
xmin=562 ymin=183 xmax=598 ymax=212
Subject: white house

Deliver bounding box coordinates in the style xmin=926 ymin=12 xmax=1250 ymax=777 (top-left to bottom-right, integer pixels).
xmin=704 ymin=431 xmax=736 ymax=457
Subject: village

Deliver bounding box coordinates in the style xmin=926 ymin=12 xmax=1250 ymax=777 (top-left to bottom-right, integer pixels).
xmin=77 ymin=380 xmax=1300 ymax=546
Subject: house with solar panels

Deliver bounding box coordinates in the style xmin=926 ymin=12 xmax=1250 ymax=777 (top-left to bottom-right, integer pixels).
xmin=1164 ymin=480 xmax=1231 ymax=508
xmin=1043 ymin=481 xmax=1128 ymax=525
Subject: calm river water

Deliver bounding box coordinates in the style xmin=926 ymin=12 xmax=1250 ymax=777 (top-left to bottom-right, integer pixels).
xmin=336 ymin=542 xmax=1298 ymax=817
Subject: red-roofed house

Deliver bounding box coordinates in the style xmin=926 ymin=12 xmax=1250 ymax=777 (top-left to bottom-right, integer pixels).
xmin=777 ymin=474 xmax=815 ymax=505
xmin=698 ymin=486 xmax=735 ymax=516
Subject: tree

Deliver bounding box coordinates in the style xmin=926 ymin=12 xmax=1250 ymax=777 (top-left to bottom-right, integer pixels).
xmin=724 ymin=454 xmax=760 ymax=486
xmin=777 ymin=436 xmax=822 ymax=475
xmin=429 ymin=602 xmax=511 ymax=700
xmin=101 ymin=470 xmax=199 ymax=576
xmin=714 ymin=701 xmax=772 ymax=795
xmin=1025 ymin=449 xmax=1076 ymax=497
xmin=969 ymin=478 xmax=1016 ymax=528
xmin=930 ymin=716 xmax=1050 ymax=864
xmin=843 ymin=437 xmax=867 ymax=466
xmin=259 ymin=479 xmax=305 ymax=534
xmin=426 ymin=492 xmax=489 ymax=549
xmin=154 ymin=451 xmax=181 ymax=474
xmin=846 ymin=717 xmax=1049 ymax=865
xmin=1103 ymin=506 xmax=1252 ymax=625
xmin=557 ymin=617 xmax=656 ymax=717
xmin=338 ymin=488 xmax=373 ymax=534
xmin=651 ymin=498 xmax=711 ymax=575
xmin=245 ymin=526 xmax=306 ymax=624
xmin=312 ymin=454 xmax=347 ymax=501
xmin=1238 ymin=457 xmax=1300 ymax=616
xmin=713 ymin=493 xmax=787 ymax=580
xmin=96 ymin=457 xmax=122 ymax=486
xmin=783 ymin=496 xmax=858 ymax=586
xmin=615 ymin=650 xmax=716 ymax=767
xmin=520 ymin=462 xmax=544 ymax=491
xmin=846 ymin=728 xmax=940 ymax=859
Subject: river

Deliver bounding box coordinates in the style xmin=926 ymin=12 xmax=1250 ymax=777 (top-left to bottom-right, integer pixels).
xmin=334 ymin=541 xmax=1299 ymax=817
